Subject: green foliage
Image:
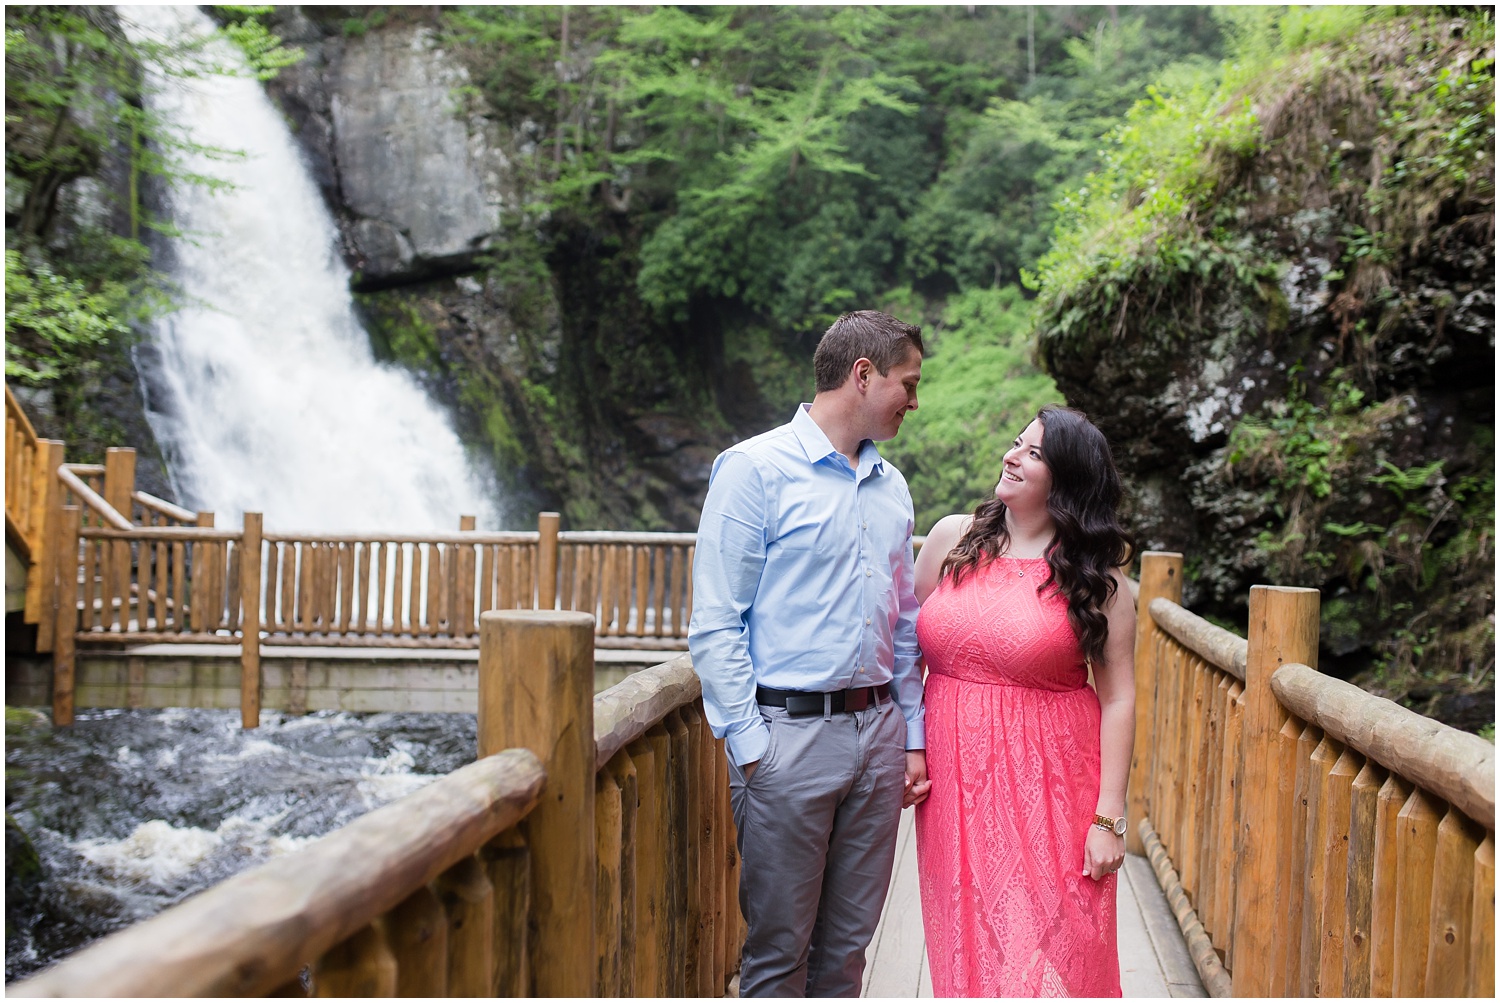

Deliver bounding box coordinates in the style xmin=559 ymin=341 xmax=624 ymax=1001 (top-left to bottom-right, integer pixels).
xmin=4 ymin=248 xmax=132 ymax=381
xmin=1227 ymin=371 xmax=1369 ymax=501
xmin=1029 ymin=8 xmax=1408 ymax=341
xmin=209 ymin=7 xmax=304 ymax=80
xmin=444 ymin=6 xmax=1223 ymax=335
xmin=880 ymin=286 xmax=1059 ymax=531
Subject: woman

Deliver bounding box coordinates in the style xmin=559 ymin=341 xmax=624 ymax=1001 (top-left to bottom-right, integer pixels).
xmin=913 ymin=405 xmax=1136 ymax=997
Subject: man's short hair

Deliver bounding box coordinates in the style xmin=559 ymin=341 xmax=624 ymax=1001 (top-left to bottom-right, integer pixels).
xmin=812 ymin=311 xmax=925 ymax=393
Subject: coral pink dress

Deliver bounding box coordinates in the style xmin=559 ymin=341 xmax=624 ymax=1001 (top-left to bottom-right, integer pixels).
xmin=914 ymin=556 xmax=1119 ymax=997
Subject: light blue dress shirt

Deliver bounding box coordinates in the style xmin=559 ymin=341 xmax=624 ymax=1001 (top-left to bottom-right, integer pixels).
xmin=689 ymin=404 xmax=925 ymax=766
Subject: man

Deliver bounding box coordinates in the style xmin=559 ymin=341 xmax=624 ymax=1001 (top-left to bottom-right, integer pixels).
xmin=689 ymin=310 xmax=931 ymax=998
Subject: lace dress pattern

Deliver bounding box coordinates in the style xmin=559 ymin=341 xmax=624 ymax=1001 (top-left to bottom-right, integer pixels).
xmin=914 ymin=556 xmax=1119 ymax=998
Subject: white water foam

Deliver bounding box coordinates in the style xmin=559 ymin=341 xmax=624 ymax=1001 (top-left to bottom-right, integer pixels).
xmin=117 ymin=5 xmax=497 ymax=533
xmin=74 ymin=816 xmax=315 ymax=889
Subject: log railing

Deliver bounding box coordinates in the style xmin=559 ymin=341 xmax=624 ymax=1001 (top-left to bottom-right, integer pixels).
xmin=253 ymin=522 xmax=696 ymax=651
xmin=6 ymin=383 xmax=46 ymax=559
xmin=1129 ymin=551 xmax=1495 ymax=998
xmin=11 ymin=613 xmax=744 ymax=996
xmin=6 ymin=386 xmax=65 ymax=650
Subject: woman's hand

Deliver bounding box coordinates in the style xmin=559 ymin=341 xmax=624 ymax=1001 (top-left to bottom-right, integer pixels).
xmin=1082 ymin=825 xmax=1125 ymax=881
xmin=903 ymin=750 xmax=932 ymax=808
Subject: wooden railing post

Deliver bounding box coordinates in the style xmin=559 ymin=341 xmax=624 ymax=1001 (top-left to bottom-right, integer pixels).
xmin=191 ymin=512 xmax=214 ymax=633
xmin=1127 ymin=551 xmax=1183 ymax=855
xmin=101 ymin=447 xmax=136 ymax=516
xmin=240 ymin=513 xmax=262 ymax=729
xmin=52 ymin=505 xmax=81 ymax=727
xmin=479 ymin=608 xmax=595 ymax=995
xmin=1233 ymin=584 xmax=1320 ymax=996
xmin=26 ymin=440 xmax=65 ymax=652
xmin=103 ymin=448 xmax=136 ymax=627
xmin=537 ymin=511 xmax=560 ymax=610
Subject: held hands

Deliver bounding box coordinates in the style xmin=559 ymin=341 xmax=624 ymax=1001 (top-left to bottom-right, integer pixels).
xmin=1082 ymin=825 xmax=1125 ymax=881
xmin=903 ymin=750 xmax=932 ymax=808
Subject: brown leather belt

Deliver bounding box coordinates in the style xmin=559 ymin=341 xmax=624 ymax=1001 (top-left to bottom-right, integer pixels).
xmin=756 ymin=684 xmax=891 ymax=717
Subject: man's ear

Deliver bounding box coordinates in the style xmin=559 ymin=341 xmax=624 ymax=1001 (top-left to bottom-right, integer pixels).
xmin=851 ymin=358 xmax=873 ymax=391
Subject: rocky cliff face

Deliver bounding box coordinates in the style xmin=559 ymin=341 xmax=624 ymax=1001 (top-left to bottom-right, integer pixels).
xmin=1038 ymin=17 xmax=1494 ymax=727
xmin=261 ymin=8 xmax=734 ymax=530
xmin=265 ymin=10 xmax=512 ymax=285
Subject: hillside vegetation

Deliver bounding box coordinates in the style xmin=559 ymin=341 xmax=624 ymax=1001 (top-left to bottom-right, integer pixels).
xmin=1033 ymin=7 xmax=1494 ymax=727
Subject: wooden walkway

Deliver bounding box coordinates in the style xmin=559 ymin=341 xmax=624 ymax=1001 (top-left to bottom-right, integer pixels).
xmin=863 ymin=809 xmax=1207 ymax=998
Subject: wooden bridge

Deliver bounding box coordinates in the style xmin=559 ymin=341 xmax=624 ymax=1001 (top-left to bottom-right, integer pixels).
xmin=6 ymin=385 xmax=1494 ymax=996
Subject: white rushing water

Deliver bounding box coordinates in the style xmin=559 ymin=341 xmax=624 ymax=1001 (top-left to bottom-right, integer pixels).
xmin=118 ymin=5 xmax=497 ymax=532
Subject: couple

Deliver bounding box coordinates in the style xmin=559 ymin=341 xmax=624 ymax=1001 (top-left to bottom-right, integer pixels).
xmin=689 ymin=310 xmax=1136 ymax=998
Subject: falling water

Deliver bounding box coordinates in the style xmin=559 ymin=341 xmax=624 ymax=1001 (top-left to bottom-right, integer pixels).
xmin=118 ymin=5 xmax=496 ymax=532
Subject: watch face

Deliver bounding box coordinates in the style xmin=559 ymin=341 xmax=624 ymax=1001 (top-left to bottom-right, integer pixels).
xmin=1113 ymin=816 xmax=1127 ymax=836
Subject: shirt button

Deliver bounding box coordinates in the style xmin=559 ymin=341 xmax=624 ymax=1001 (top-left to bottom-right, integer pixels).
xmin=866 ymin=617 xmax=872 ymax=625
xmin=865 ymin=569 xmax=872 ymax=577
xmin=862 ymin=522 xmax=868 ymax=529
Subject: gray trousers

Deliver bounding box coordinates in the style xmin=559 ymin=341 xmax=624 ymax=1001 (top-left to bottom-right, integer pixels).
xmin=729 ymin=697 xmax=907 ymax=998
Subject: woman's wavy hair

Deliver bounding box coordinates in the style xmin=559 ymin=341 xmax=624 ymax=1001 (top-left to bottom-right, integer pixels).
xmin=940 ymin=405 xmax=1135 ymax=664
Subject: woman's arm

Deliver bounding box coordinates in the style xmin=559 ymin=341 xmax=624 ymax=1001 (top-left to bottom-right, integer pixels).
xmin=913 ymin=513 xmax=970 ymax=604
xmin=1083 ymin=566 xmax=1137 ymax=880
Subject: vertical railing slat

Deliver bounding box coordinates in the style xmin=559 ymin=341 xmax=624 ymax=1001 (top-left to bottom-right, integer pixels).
xmin=1341 ymin=760 xmax=1385 ymax=995
xmin=436 ymin=856 xmax=494 ymax=994
xmin=312 ymin=922 xmax=397 ymax=996
xmin=388 ymin=885 xmax=447 ymax=996
xmin=1424 ymin=807 xmax=1481 ymax=996
xmin=1368 ymin=773 xmax=1412 ymax=996
xmin=1469 ymin=833 xmax=1495 ymax=997
xmin=485 ymin=828 xmax=531 ymax=996
xmin=608 ymin=754 xmax=638 ymax=997
xmin=1298 ymin=734 xmax=1341 ymax=993
xmin=1315 ymin=747 xmax=1361 ymax=994
xmin=596 ymin=763 xmax=624 ymax=996
xmin=1392 ymin=787 xmax=1442 ymax=996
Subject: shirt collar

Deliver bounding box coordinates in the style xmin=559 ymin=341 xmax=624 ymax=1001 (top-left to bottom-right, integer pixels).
xmin=791 ymin=403 xmax=886 ymax=474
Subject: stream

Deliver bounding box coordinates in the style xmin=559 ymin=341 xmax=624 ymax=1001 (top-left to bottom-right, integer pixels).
xmin=5 ymin=707 xmax=477 ymax=983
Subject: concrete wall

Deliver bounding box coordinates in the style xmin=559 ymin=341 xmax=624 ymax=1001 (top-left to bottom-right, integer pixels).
xmin=5 ymin=646 xmax=669 ymax=715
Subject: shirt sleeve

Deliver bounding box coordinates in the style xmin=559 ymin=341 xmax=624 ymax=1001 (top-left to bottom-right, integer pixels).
xmin=890 ymin=484 xmax=925 ymax=750
xmin=688 ymin=450 xmax=771 ymax=766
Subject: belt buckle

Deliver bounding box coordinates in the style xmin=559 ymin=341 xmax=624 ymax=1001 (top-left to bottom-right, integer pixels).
xmin=784 ymin=693 xmax=823 ymax=716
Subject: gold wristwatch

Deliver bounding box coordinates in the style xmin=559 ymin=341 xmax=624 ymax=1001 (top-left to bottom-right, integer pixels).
xmin=1094 ymin=813 xmax=1127 ymax=836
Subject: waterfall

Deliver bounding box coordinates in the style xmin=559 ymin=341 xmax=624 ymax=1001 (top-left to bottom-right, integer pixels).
xmin=118 ymin=5 xmax=497 ymax=533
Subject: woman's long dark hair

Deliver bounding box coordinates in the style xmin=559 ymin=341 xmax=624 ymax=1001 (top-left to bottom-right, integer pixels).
xmin=940 ymin=405 xmax=1135 ymax=664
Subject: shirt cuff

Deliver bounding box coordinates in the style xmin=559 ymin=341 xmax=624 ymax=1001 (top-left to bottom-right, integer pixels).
xmin=725 ymin=719 xmax=771 ymax=766
xmin=903 ymin=718 xmax=925 ymax=751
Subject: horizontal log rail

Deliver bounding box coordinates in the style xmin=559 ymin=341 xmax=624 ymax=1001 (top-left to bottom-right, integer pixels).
xmin=83 ymin=524 xmax=242 ymax=542
xmin=132 ymin=489 xmax=197 ymax=525
xmin=560 ymin=530 xmax=699 ymax=545
xmin=1129 ymin=553 xmax=1495 ymax=998
xmin=1271 ymin=662 xmax=1495 ymax=831
xmin=56 ymin=467 xmax=133 ymax=530
xmin=262 ymin=530 xmax=539 ymax=545
xmin=593 ymin=653 xmax=700 ymax=770
xmin=1148 ymin=596 xmax=1247 ymax=681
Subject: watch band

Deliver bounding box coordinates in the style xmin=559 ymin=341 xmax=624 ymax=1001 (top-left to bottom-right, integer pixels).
xmin=1094 ymin=813 xmax=1127 ymax=836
